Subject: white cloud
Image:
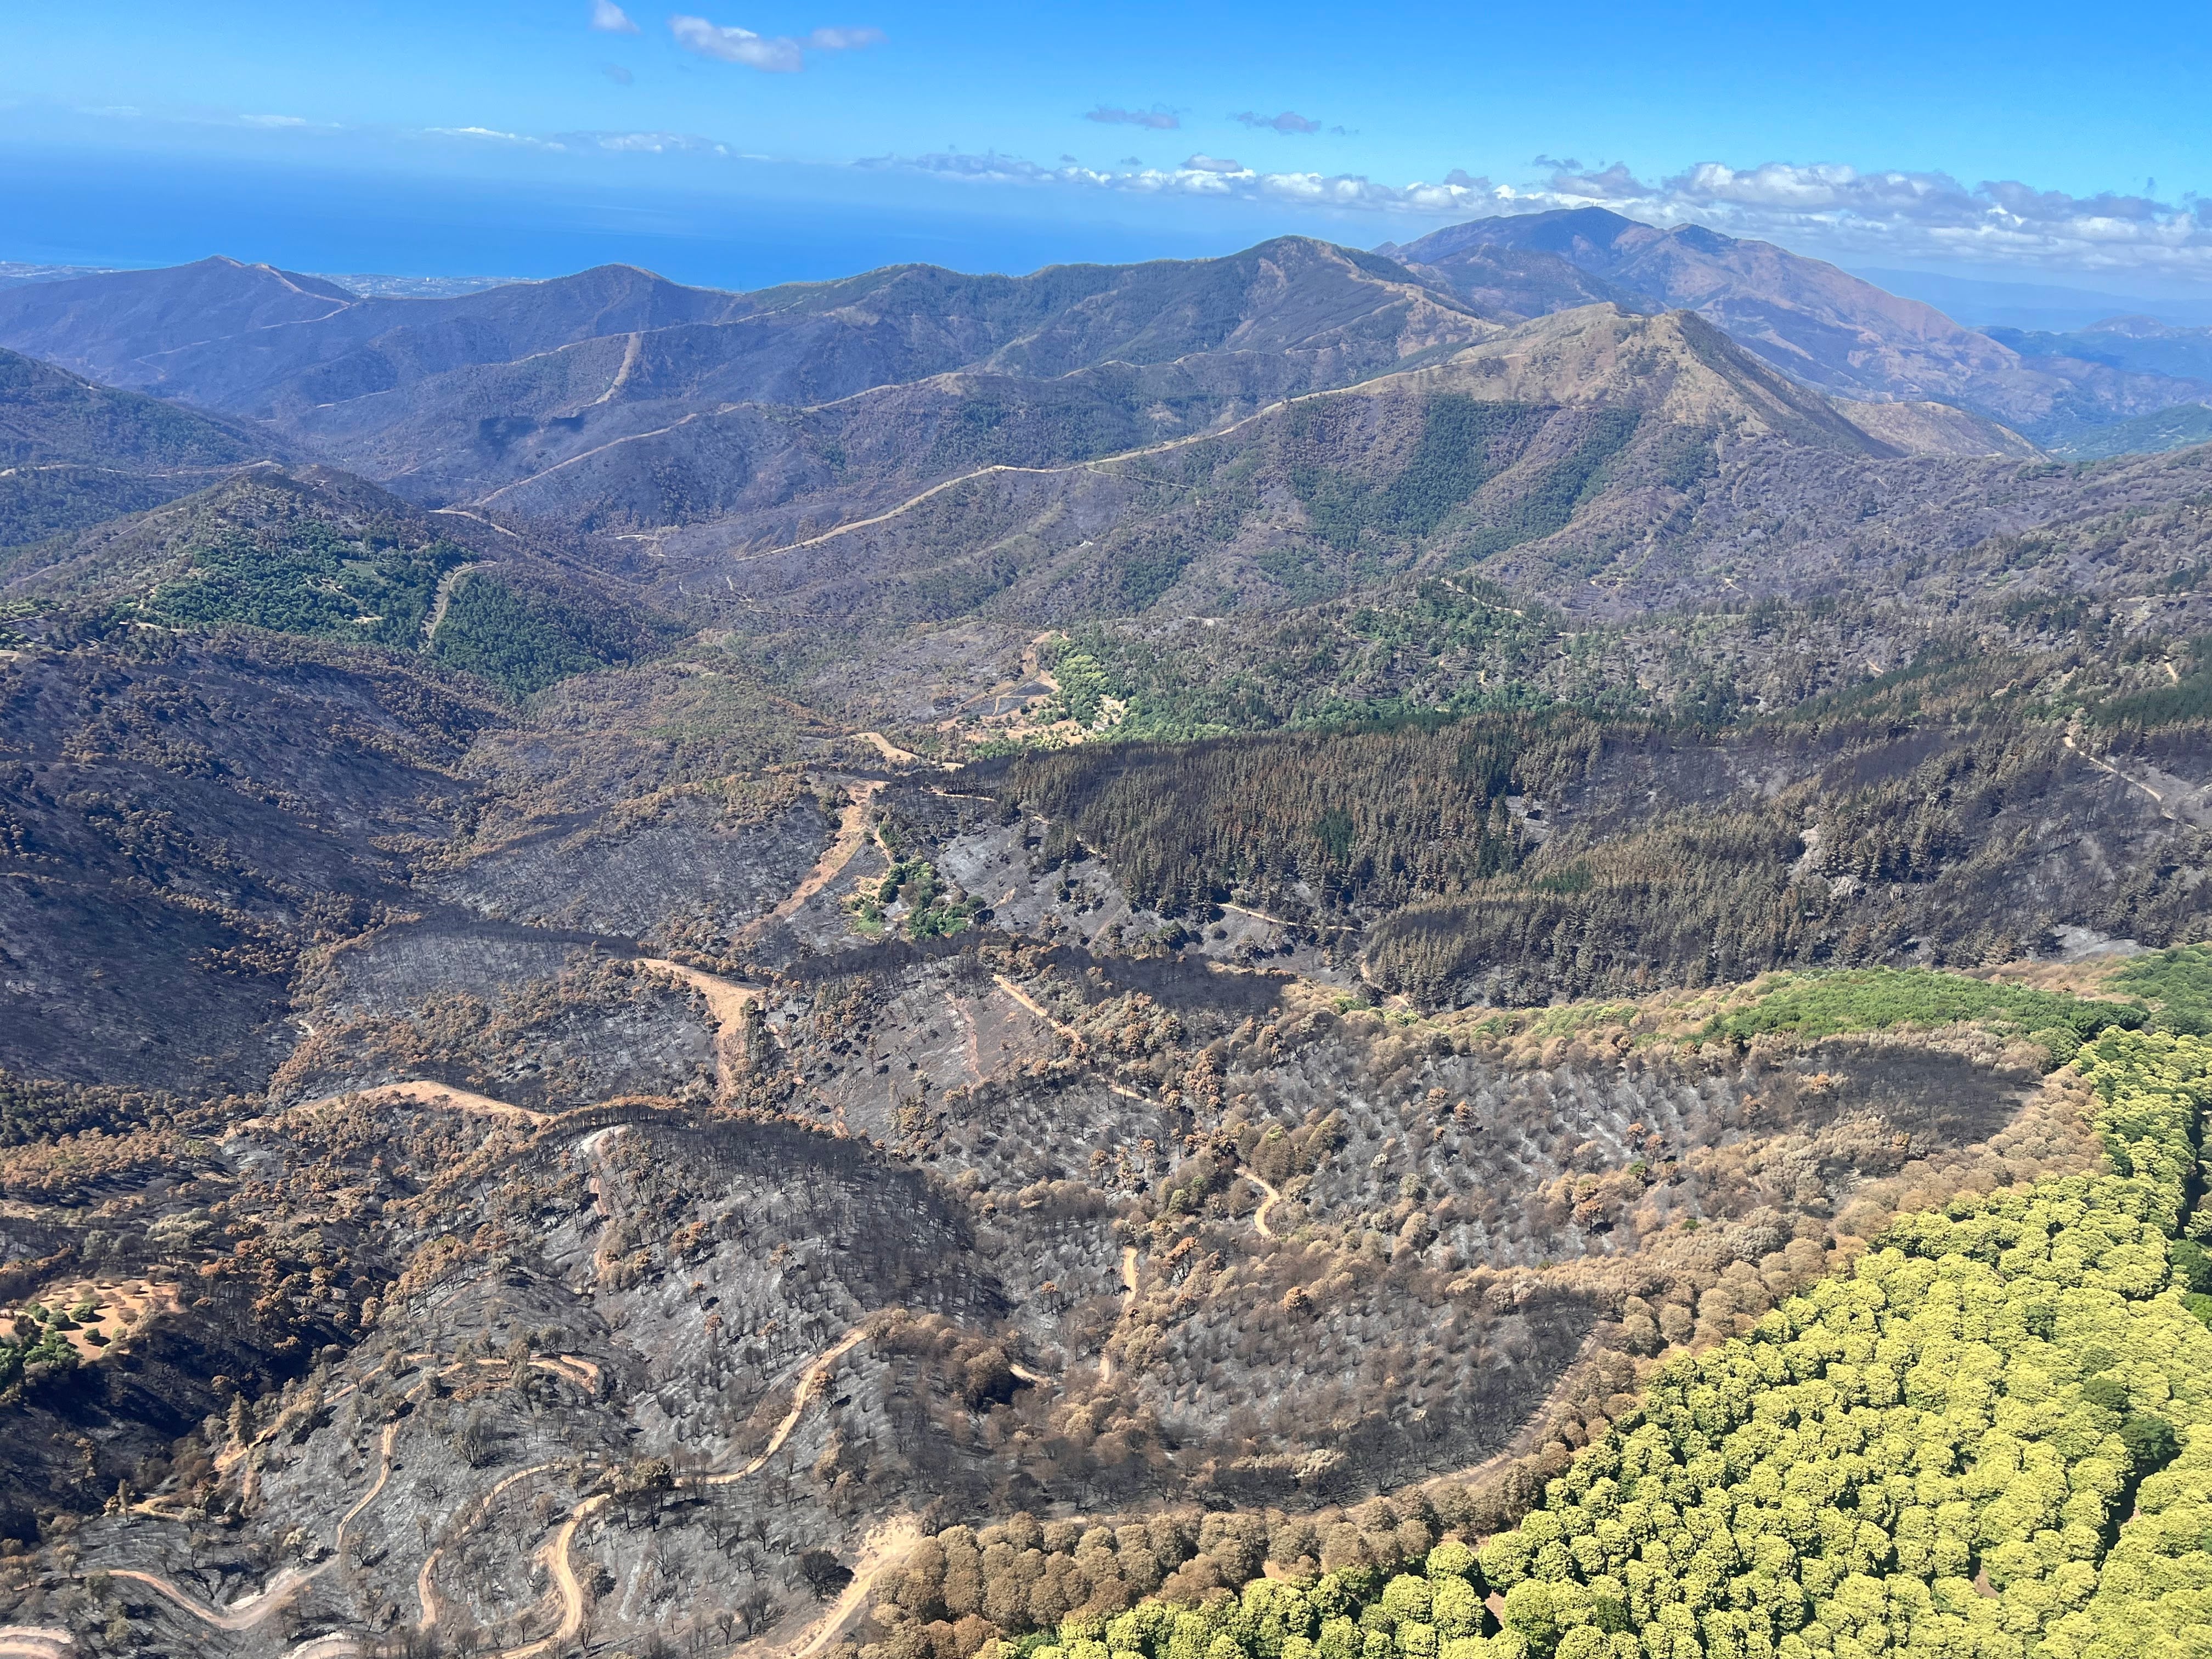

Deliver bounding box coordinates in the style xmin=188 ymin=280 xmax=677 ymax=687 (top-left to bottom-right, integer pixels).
xmin=860 ymin=150 xmax=1503 ymax=214
xmin=670 ymin=16 xmax=803 ymax=70
xmin=564 ymin=128 xmax=734 ymax=155
xmin=1085 ymin=105 xmax=1180 ymax=130
xmin=848 ymin=149 xmax=2212 ymax=280
xmin=241 ymin=114 xmax=311 ymax=128
xmin=427 ymin=126 xmax=567 ymax=150
xmin=591 ymin=0 xmax=641 ymax=32
xmin=1232 ymin=111 xmax=1320 ymax=134
xmin=669 ymin=15 xmax=880 ymax=70
xmin=1527 ymin=159 xmax=2212 ymax=279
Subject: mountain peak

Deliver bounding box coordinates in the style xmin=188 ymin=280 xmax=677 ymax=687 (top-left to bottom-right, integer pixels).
xmin=1443 ymin=302 xmax=1893 ymax=453
xmin=1382 ymin=206 xmax=1652 ymax=267
xmin=1373 ymin=207 xmax=2185 ymax=420
xmin=0 ymin=257 xmax=358 ymax=389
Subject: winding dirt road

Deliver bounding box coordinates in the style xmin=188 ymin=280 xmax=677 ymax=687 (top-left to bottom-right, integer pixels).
xmin=306 ymin=1079 xmax=551 ymax=1128
xmin=1099 ymin=1245 xmax=1141 ymax=1384
xmin=416 ymin=1452 xmax=584 ymax=1633
xmin=1218 ymin=900 xmax=1294 ymax=930
xmin=733 ymin=780 xmax=884 ymax=939
xmin=496 ymin=1492 xmax=611 ymax=1659
xmin=575 ymin=1124 xmax=637 ymax=1285
xmin=628 ymin=786 xmax=885 ymax=1090
xmin=0 ymin=1628 xmax=75 ymax=1658
xmin=696 ymin=1327 xmax=870 ymax=1487
xmin=1250 ymin=1174 xmax=1284 ymax=1239
xmin=421 ymin=562 xmax=477 ymax=645
xmin=719 ymin=390 xmax=1337 ymax=568
xmin=106 ymin=1414 xmax=402 ymax=1634
xmin=2064 ymin=729 xmax=2178 ymax=819
xmin=855 ymin=731 xmax=921 ymax=765
xmin=634 ymin=958 xmax=765 ymax=1096
xmin=110 ymin=1328 xmax=664 ymax=1658
xmin=994 ymin=973 xmax=1080 ymax=1041
xmin=787 ymin=1516 xmax=923 ymax=1659
xmin=635 ymin=959 xmax=760 ymax=1030
xmin=489 ymin=1327 xmax=872 ymax=1659
xmin=92 ymin=743 xmax=1218 ymax=1659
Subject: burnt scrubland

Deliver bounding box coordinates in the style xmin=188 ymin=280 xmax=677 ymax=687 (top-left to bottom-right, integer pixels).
xmin=0 ymin=228 xmax=2209 ymax=1659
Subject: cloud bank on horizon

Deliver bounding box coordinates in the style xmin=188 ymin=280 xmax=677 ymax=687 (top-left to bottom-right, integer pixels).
xmin=103 ymin=84 xmax=2212 ymax=283
xmin=847 ymin=149 xmax=2212 ymax=279
xmin=12 ymin=0 xmax=2210 ymax=291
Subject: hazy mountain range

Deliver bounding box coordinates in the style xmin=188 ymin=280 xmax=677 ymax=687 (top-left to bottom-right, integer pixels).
xmin=4 ymin=212 xmax=2210 ymax=533
xmin=8 ymin=213 xmax=2212 ymax=692
xmin=1379 ymin=207 xmax=2212 ymax=440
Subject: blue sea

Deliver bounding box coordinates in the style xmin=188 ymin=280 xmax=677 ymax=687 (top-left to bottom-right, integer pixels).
xmin=0 ymin=143 xmax=1272 ymax=291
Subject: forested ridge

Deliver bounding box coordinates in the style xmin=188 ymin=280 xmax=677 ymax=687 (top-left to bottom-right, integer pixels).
xmin=4 ymin=465 xmax=684 ymax=697
xmin=1003 ymin=689 xmax=2212 ymax=1007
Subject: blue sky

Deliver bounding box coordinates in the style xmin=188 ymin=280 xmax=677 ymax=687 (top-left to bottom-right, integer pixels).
xmin=4 ymin=0 xmax=2210 ymax=292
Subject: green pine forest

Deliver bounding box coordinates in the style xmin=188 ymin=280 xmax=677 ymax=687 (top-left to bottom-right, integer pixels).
xmin=999 ymin=1028 xmax=2212 ymax=1659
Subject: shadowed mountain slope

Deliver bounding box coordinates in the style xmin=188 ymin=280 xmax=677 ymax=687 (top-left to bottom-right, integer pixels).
xmin=0 ymin=257 xmax=356 ymax=385
xmin=0 ymin=346 xmax=274 ymax=548
xmin=0 ymin=239 xmax=1488 ymax=432
xmin=0 ymin=259 xmax=747 ymax=411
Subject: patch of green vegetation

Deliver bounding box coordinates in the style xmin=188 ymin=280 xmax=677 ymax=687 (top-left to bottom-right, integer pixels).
xmin=0 ymin=1297 xmax=83 ymax=1388
xmin=922 ymin=386 xmax=1148 ymax=475
xmin=1456 ymin=409 xmax=1641 ymax=562
xmin=1646 ymin=421 xmax=1719 ymax=492
xmin=136 ymin=523 xmax=466 ymax=651
xmin=968 ymin=731 xmax=1074 ymax=760
xmin=1291 ymin=397 xmax=1542 ymax=555
xmin=856 ymin=857 xmax=981 ymax=939
xmin=1371 ymin=398 xmax=1532 ymax=540
xmin=1779 ymin=641 xmax=2041 ymax=727
xmin=907 ymin=553 xmax=1024 ymax=622
xmin=1052 ymin=1030 xmax=2212 ymax=1659
xmin=1114 ymin=542 xmax=1194 ymax=611
xmin=0 ymin=469 xmax=206 ymax=552
xmin=1054 ymin=579 xmax=1593 ymax=742
xmin=2112 ymin=944 xmax=2212 ymax=1037
xmin=1519 ymin=1001 xmax=1642 ymax=1040
xmin=1254 ymin=545 xmax=1362 ymax=606
xmin=1702 ymin=966 xmax=2145 ymax=1061
xmin=1346 ymin=578 xmax=1558 ymax=666
xmin=2089 ymin=634 xmax=2212 ymax=730
xmin=428 ymin=569 xmax=632 ymax=698
xmin=1046 ymin=650 xmax=1111 ymax=726
xmin=0 ymin=597 xmax=42 ymax=646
